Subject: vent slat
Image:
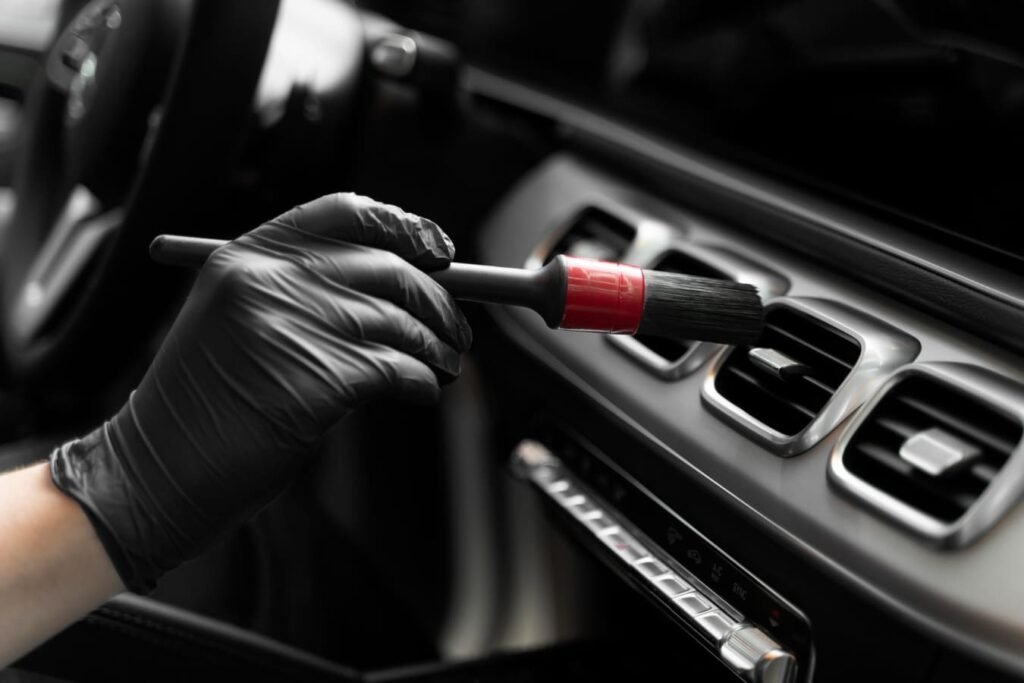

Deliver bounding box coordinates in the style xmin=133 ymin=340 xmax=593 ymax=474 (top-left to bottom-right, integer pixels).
xmin=856 ymin=442 xmax=917 ymax=478
xmin=763 ymin=322 xmax=856 ymax=372
xmin=897 ymin=395 xmax=1017 ymax=458
xmin=854 ymin=442 xmax=976 ymax=515
xmin=843 ymin=375 xmax=1023 ymax=524
xmin=801 ymin=374 xmax=837 ymax=395
xmin=971 ymin=462 xmax=999 ymax=485
xmin=873 ymin=416 xmax=918 ymax=441
xmin=731 ymin=355 xmax=833 ymax=409
xmin=715 ymin=308 xmax=860 ymax=436
xmin=724 ymin=366 xmax=816 ymax=419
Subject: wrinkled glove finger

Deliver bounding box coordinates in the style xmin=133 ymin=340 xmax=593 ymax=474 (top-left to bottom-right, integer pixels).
xmin=230 ymin=233 xmax=472 ymax=353
xmin=192 ymin=248 xmax=462 ymax=385
xmin=305 ymin=243 xmax=472 ymax=352
xmin=261 ymin=193 xmax=455 ymax=270
xmin=339 ymin=343 xmax=442 ymax=405
xmin=317 ymin=288 xmax=463 ymax=381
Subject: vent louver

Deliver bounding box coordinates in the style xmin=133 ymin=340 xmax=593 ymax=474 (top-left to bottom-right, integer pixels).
xmin=545 ymin=208 xmax=635 ymax=263
xmin=703 ymin=299 xmax=920 ymax=456
xmin=715 ymin=307 xmax=861 ymax=436
xmin=831 ymin=365 xmax=1024 ymax=545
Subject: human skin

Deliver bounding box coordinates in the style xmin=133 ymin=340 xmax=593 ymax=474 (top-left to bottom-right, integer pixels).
xmin=0 ymin=461 xmax=123 ymax=666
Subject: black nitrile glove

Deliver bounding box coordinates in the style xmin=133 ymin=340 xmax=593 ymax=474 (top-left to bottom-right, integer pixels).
xmin=50 ymin=193 xmax=472 ymax=592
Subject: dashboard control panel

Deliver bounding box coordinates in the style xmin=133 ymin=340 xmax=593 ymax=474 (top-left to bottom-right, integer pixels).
xmin=512 ymin=430 xmax=814 ymax=682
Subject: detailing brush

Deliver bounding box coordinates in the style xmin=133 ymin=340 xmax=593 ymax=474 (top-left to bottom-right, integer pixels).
xmin=150 ymin=235 xmax=764 ymax=345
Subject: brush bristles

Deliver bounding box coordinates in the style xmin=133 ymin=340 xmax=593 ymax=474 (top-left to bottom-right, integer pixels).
xmin=637 ymin=271 xmax=764 ymax=345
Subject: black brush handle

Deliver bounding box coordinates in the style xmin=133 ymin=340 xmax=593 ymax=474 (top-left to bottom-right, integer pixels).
xmin=149 ymin=235 xmax=567 ymax=328
xmin=429 ymin=261 xmax=566 ymax=327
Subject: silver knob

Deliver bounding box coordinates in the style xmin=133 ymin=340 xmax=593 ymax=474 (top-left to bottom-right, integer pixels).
xmin=720 ymin=625 xmax=798 ymax=683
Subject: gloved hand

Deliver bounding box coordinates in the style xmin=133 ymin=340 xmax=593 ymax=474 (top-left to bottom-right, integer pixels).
xmin=50 ymin=193 xmax=472 ymax=592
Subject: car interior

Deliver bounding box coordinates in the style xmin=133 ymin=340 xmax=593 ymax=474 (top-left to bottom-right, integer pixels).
xmin=2 ymin=1 xmax=1024 ymax=681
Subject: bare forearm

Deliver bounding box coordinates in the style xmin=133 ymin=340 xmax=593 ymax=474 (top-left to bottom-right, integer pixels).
xmin=0 ymin=462 xmax=124 ymax=666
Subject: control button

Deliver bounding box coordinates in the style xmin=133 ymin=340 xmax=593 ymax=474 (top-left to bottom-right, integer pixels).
xmin=633 ymin=557 xmax=670 ymax=579
xmin=602 ymin=531 xmax=649 ymax=564
xmin=697 ymin=611 xmax=738 ymax=643
xmin=683 ymin=545 xmax=704 ymax=567
xmin=562 ymin=493 xmax=587 ymax=508
xmin=673 ymin=592 xmax=712 ymax=617
xmin=720 ymin=626 xmax=797 ymax=683
xmin=569 ymin=499 xmax=601 ymax=519
xmin=730 ymin=577 xmax=753 ymax=605
xmin=548 ymin=481 xmax=580 ymax=504
xmin=652 ymin=573 xmax=691 ymax=598
xmin=546 ymin=479 xmax=571 ymax=494
xmin=61 ymin=38 xmax=92 ymax=71
xmin=763 ymin=604 xmax=788 ymax=631
xmin=529 ymin=466 xmax=558 ymax=485
xmin=583 ymin=512 xmax=616 ymax=534
xmin=708 ymin=559 xmax=728 ymax=585
xmin=665 ymin=526 xmax=685 ymax=548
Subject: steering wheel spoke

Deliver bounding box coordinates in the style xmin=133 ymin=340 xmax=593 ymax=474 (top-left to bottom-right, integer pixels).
xmin=8 ymin=186 xmax=120 ymax=346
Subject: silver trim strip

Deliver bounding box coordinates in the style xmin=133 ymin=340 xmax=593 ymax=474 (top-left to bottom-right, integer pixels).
xmin=829 ymin=363 xmax=1024 ymax=547
xmin=512 ymin=439 xmax=798 ymax=683
xmin=701 ymin=298 xmax=920 ymax=456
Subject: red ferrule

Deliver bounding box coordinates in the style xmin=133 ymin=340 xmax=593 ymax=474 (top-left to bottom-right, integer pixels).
xmin=559 ymin=256 xmax=645 ymax=333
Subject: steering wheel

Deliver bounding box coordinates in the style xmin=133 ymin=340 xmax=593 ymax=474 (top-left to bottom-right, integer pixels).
xmin=0 ymin=0 xmax=283 ymax=386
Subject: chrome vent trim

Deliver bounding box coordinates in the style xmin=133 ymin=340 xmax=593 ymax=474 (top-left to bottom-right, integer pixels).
xmin=702 ymin=298 xmax=920 ymax=456
xmin=829 ymin=363 xmax=1024 ymax=547
xmin=607 ymin=244 xmax=788 ymax=379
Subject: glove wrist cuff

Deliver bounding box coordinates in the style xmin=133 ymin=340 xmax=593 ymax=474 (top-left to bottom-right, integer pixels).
xmin=50 ymin=424 xmax=164 ymax=593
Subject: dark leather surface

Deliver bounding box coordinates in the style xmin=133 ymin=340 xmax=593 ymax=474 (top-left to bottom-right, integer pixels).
xmin=14 ymin=594 xmax=360 ymax=683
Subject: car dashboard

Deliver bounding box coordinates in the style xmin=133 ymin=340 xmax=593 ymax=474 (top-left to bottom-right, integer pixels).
xmin=4 ymin=1 xmax=1024 ymax=681
xmin=473 ymin=147 xmax=1024 ymax=681
xmin=433 ymin=2 xmax=1024 ymax=680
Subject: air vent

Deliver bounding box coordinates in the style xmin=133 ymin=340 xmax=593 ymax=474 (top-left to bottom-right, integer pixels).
xmin=544 ymin=208 xmax=635 ymax=263
xmin=608 ymin=246 xmax=788 ymax=379
xmin=717 ymin=307 xmax=860 ymax=436
xmin=830 ymin=364 xmax=1024 ymax=545
xmin=703 ymin=298 xmax=920 ymax=456
xmin=843 ymin=377 xmax=1017 ymax=521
